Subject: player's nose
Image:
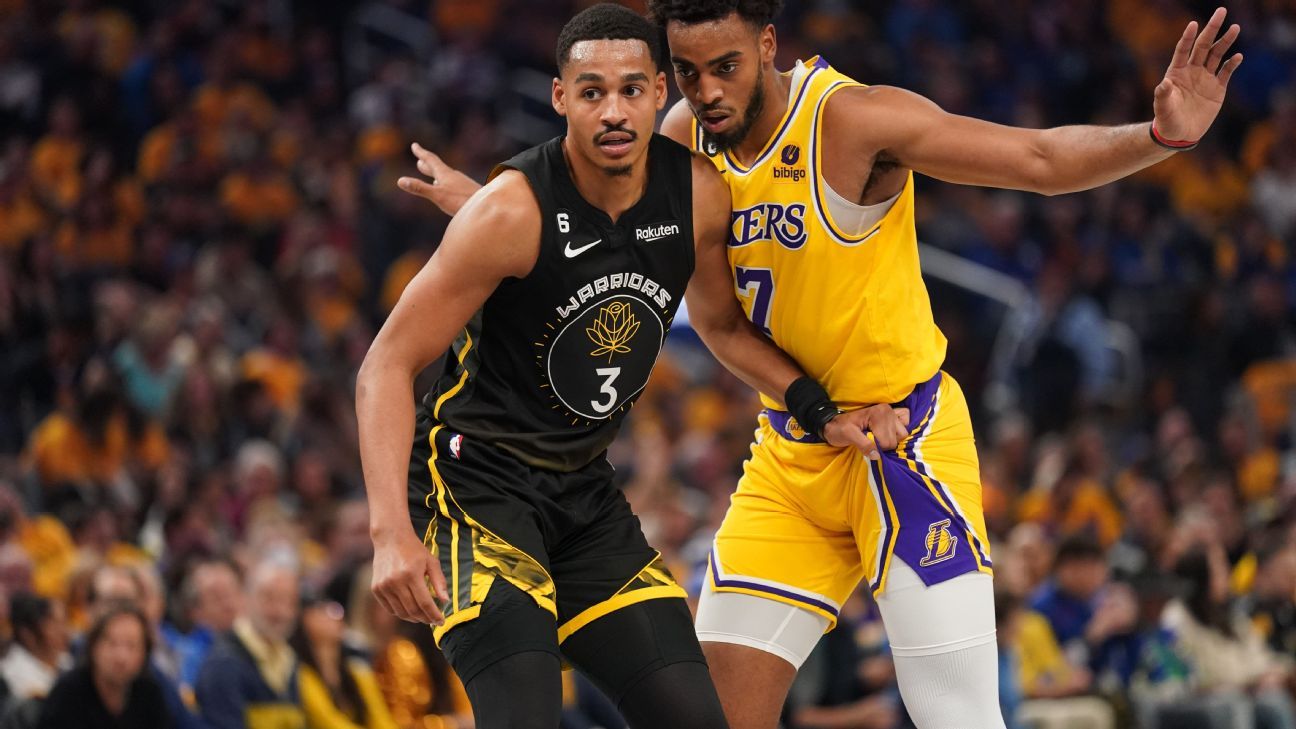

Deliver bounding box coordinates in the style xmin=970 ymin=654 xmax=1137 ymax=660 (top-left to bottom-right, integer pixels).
xmin=600 ymin=95 xmax=629 ymax=126
xmin=696 ymin=74 xmax=724 ymax=106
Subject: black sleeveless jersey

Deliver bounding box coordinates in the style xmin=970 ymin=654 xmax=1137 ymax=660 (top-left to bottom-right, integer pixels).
xmin=422 ymin=134 xmax=695 ymax=472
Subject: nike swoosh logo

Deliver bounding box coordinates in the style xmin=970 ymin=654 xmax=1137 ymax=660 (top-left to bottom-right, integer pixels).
xmin=564 ymin=238 xmax=602 ymax=258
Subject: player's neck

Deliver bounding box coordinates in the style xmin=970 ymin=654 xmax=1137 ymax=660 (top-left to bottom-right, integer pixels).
xmin=561 ymin=137 xmax=648 ymax=223
xmin=729 ymin=64 xmax=792 ymax=166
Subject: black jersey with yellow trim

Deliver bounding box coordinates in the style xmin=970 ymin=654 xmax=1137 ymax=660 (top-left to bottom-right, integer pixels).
xmin=421 ymin=134 xmax=695 ymax=472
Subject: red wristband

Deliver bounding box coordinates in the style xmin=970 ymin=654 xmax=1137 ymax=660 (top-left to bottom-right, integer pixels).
xmin=1150 ymin=121 xmax=1198 ymax=151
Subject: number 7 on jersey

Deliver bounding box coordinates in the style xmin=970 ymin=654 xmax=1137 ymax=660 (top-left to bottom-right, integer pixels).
xmin=735 ymin=267 xmax=775 ymax=336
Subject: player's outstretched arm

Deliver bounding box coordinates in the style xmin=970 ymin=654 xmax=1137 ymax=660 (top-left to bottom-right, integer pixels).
xmin=830 ymin=7 xmax=1241 ymax=196
xmin=357 ymin=171 xmax=539 ymax=625
xmin=398 ymin=143 xmax=484 ymax=216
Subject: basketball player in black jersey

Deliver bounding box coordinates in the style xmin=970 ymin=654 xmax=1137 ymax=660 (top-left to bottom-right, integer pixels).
xmin=356 ymin=6 xmax=873 ymax=728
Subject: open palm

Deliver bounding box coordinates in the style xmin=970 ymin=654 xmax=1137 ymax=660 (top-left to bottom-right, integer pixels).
xmin=1153 ymin=7 xmax=1243 ymax=143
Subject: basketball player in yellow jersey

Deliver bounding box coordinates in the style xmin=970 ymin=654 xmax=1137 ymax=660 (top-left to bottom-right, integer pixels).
xmin=400 ymin=2 xmax=1241 ymax=725
xmin=641 ymin=2 xmax=1240 ymax=728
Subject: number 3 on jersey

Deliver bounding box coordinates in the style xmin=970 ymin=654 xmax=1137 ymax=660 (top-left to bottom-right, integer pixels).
xmin=735 ymin=267 xmax=775 ymax=335
xmin=590 ymin=367 xmax=620 ymax=414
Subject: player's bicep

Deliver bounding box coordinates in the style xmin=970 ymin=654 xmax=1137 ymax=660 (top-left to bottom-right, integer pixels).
xmin=371 ymin=175 xmax=540 ymax=373
xmin=838 ymin=86 xmax=1051 ymax=192
xmin=684 ymin=159 xmax=742 ymax=333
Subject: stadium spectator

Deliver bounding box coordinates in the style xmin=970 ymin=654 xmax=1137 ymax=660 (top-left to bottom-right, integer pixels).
xmin=0 ymin=593 xmax=71 ymax=701
xmin=290 ymin=591 xmax=396 ymax=729
xmin=1162 ymin=547 xmax=1296 ymax=729
xmin=1029 ymin=536 xmax=1141 ymax=687
xmin=195 ymin=558 xmax=304 ymax=729
xmin=163 ymin=559 xmax=243 ymax=695
xmin=36 ymin=602 xmax=171 ymax=729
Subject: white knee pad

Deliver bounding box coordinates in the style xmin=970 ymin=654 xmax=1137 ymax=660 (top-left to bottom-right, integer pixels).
xmin=694 ymin=586 xmax=830 ymax=669
xmin=879 ymin=560 xmax=1007 ymax=729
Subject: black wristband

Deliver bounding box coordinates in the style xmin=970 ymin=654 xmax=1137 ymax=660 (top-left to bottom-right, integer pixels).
xmin=784 ymin=376 xmax=841 ymax=441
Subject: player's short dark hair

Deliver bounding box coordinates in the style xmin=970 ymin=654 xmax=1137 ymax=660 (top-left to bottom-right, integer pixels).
xmin=1053 ymin=534 xmax=1106 ymax=567
xmin=646 ymin=0 xmax=784 ymax=29
xmin=556 ymin=3 xmax=661 ymax=73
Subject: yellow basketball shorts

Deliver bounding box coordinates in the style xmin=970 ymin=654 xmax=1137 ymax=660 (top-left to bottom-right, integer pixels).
xmin=708 ymin=370 xmax=992 ymax=629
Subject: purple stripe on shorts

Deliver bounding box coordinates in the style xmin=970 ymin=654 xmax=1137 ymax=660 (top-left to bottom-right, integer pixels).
xmin=709 ymin=549 xmax=839 ymax=617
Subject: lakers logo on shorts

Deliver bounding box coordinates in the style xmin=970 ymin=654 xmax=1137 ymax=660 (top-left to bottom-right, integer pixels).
xmin=919 ymin=519 xmax=958 ymax=567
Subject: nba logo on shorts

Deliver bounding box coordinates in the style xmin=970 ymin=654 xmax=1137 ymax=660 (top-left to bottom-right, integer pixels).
xmin=448 ymin=434 xmax=463 ymax=460
xmin=919 ymin=519 xmax=958 ymax=567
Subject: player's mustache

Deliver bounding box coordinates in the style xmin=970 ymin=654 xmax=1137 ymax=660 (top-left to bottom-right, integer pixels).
xmin=595 ymin=125 xmax=637 ymax=144
xmin=697 ymin=102 xmax=733 ymax=116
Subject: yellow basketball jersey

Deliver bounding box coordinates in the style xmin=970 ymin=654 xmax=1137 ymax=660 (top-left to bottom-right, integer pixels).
xmin=691 ymin=57 xmax=947 ymax=408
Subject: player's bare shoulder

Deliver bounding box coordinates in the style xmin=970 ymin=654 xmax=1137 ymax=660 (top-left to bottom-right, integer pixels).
xmin=451 ymin=169 xmax=543 ymax=279
xmin=821 ymin=85 xmax=928 ymax=199
xmin=661 ymin=98 xmax=695 ymax=147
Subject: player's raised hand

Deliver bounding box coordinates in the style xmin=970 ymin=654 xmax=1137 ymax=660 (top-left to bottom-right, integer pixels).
xmin=371 ymin=527 xmax=448 ymax=625
xmin=397 ymin=143 xmax=482 ymax=217
xmin=1153 ymin=7 xmax=1242 ymax=143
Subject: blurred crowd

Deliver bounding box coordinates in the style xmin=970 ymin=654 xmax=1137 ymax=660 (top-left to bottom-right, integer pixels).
xmin=0 ymin=0 xmax=1293 ymax=728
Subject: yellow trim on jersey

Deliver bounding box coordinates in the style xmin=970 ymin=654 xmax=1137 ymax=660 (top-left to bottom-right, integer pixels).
xmin=432 ymin=605 xmax=481 ymax=644
xmin=433 ymin=328 xmax=474 ymax=420
xmin=424 ymin=424 xmax=558 ymax=647
xmin=556 ymin=585 xmax=685 ymax=644
xmin=809 ymin=79 xmax=891 ymax=245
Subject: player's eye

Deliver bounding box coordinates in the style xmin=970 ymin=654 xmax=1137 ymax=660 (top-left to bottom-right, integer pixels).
xmin=718 ymin=62 xmax=738 ymax=74
xmin=582 ymin=88 xmax=602 ymax=100
xmin=674 ymin=66 xmax=696 ymax=79
xmin=624 ymin=86 xmax=643 ymax=97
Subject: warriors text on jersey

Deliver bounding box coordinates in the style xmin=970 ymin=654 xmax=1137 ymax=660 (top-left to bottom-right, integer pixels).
xmin=423 ymin=134 xmax=695 ymax=472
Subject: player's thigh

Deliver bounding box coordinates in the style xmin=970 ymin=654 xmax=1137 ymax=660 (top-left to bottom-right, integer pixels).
xmin=439 ymin=576 xmax=561 ymax=690
xmin=441 ymin=579 xmax=564 ymax=729
xmin=710 ymin=425 xmax=865 ymax=627
xmin=411 ymin=419 xmax=560 ymax=645
xmin=560 ymin=596 xmax=711 ymax=708
xmin=548 ymin=484 xmax=688 ymax=646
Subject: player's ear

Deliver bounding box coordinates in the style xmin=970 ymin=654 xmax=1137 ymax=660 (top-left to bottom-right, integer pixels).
xmin=760 ymin=23 xmax=777 ymax=65
xmin=654 ymin=71 xmax=667 ymax=111
xmin=552 ymin=76 xmax=567 ymax=116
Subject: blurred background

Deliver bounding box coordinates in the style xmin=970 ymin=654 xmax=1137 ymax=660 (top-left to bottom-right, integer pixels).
xmin=0 ymin=0 xmax=1293 ymax=728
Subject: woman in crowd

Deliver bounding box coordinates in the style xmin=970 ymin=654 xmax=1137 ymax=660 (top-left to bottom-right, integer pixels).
xmin=1163 ymin=546 xmax=1296 ymax=729
xmin=36 ymin=602 xmax=172 ymax=729
xmin=290 ymin=591 xmax=396 ymax=729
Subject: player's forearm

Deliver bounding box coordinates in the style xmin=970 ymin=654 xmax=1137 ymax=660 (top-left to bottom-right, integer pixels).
xmin=1034 ymin=122 xmax=1176 ymax=195
xmin=692 ymin=316 xmax=799 ymax=407
xmin=356 ymin=356 xmax=419 ymax=542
